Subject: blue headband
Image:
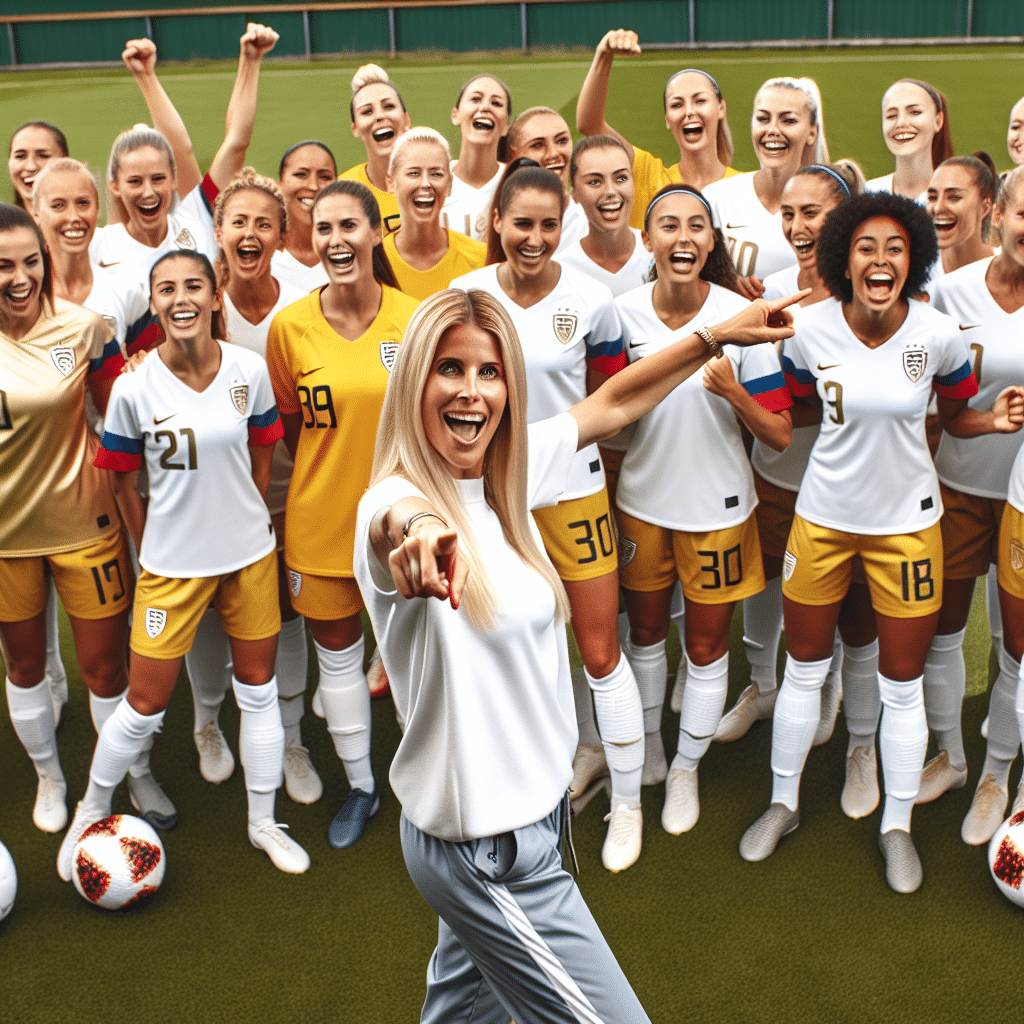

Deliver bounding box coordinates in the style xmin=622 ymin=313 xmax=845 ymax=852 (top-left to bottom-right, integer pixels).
xmin=666 ymin=68 xmax=722 ymax=99
xmin=644 ymin=187 xmax=714 ymax=228
xmin=804 ymin=164 xmax=851 ymax=197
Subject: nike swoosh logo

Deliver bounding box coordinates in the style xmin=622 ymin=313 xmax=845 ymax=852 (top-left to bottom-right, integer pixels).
xmin=97 ymin=261 xmax=122 ymax=268
xmin=628 ymin=339 xmax=647 ymax=349
xmin=959 ymin=324 xmax=978 ymax=331
xmin=726 ymin=223 xmax=747 ymax=229
xmin=153 ymin=414 xmax=177 ymax=425
xmin=816 ymin=362 xmax=840 ymax=371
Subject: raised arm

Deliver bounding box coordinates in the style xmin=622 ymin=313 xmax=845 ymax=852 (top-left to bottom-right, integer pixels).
xmin=575 ymin=29 xmax=641 ymax=161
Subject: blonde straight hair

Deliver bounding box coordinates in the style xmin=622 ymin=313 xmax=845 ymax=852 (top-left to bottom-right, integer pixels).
xmin=370 ymin=288 xmax=571 ymax=630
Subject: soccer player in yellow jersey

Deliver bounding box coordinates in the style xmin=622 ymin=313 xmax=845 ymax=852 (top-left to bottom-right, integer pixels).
xmin=383 ymin=128 xmax=486 ymax=302
xmin=266 ymin=180 xmax=418 ymax=849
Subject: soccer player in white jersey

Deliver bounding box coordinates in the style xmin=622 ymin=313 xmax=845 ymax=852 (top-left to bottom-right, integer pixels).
xmin=703 ymin=77 xmax=828 ymax=290
xmin=741 ymin=192 xmax=1023 ymax=893
xmin=614 ymin=184 xmax=792 ymax=838
xmin=90 ymin=24 xmax=278 ymax=283
xmin=442 ymin=74 xmax=511 ymax=242
xmin=927 ymin=154 xmax=998 ymax=276
xmin=357 ymin=286 xmax=799 ymax=1024
xmin=60 ymin=249 xmax=310 ymax=877
xmin=452 ymin=164 xmax=647 ymax=872
xmin=929 ymin=166 xmax=1024 ymax=843
xmin=8 ymin=121 xmax=67 ymax=209
xmin=866 ymin=79 xmax=954 ymax=203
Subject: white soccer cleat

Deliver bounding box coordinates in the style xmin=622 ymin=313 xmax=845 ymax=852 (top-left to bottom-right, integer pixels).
xmin=878 ymin=829 xmax=922 ymax=894
xmin=915 ymin=750 xmax=967 ymax=804
xmin=283 ymin=739 xmax=323 ymax=804
xmin=960 ymin=774 xmax=1009 ymax=846
xmin=602 ymin=804 xmax=642 ymax=873
xmin=739 ymin=803 xmax=799 ymax=862
xmin=841 ymin=746 xmax=880 ymax=819
xmin=57 ymin=801 xmax=103 ymax=882
xmin=194 ymin=722 xmax=235 ymax=784
xmin=33 ymin=773 xmax=68 ymax=833
xmin=661 ymin=767 xmax=699 ymax=835
xmin=669 ymin=659 xmax=687 ymax=714
xmin=713 ymin=684 xmax=777 ymax=743
xmin=813 ymin=674 xmax=842 ymax=746
xmin=128 ymin=772 xmax=178 ymax=831
xmin=311 ymin=685 xmax=325 ymax=719
xmin=248 ymin=819 xmax=310 ymax=874
xmin=569 ymin=742 xmax=610 ymax=815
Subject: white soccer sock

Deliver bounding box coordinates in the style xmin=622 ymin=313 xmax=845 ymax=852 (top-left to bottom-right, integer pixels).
xmin=878 ymin=673 xmax=927 ymax=834
xmin=6 ymin=677 xmax=63 ymax=780
xmin=673 ymin=652 xmax=729 ymax=772
xmin=84 ymin=699 xmax=164 ymax=813
xmin=769 ymin=654 xmax=831 ymax=810
xmin=275 ymin=616 xmax=309 ymax=745
xmin=922 ymin=627 xmax=967 ymax=769
xmin=573 ymin=663 xmax=602 ymax=747
xmin=842 ymin=640 xmax=880 ymax=756
xmin=315 ymin=636 xmax=374 ymax=793
xmin=616 ymin=609 xmax=630 ymax=651
xmin=742 ymin=576 xmax=784 ymax=694
xmin=982 ymin=653 xmax=1021 ymax=788
xmin=185 ymin=607 xmax=232 ymax=734
xmin=987 ymin=564 xmax=1003 ymax=646
xmin=88 ymin=691 xmax=125 ymax=734
xmin=586 ymin=655 xmax=643 ymax=809
xmin=233 ymin=676 xmax=285 ymax=823
xmin=44 ymin=577 xmax=67 ymax=687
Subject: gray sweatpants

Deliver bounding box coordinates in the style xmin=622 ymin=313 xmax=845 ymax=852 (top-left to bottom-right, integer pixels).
xmin=400 ymin=799 xmax=651 ymax=1024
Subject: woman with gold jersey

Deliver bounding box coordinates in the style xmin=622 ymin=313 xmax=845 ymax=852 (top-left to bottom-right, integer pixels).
xmin=340 ymin=65 xmax=409 ymax=236
xmin=576 ymin=29 xmax=738 ymax=230
xmin=0 ymin=203 xmax=140 ymax=837
xmin=266 ymin=180 xmax=418 ymax=849
xmin=382 ymin=128 xmax=486 ymax=301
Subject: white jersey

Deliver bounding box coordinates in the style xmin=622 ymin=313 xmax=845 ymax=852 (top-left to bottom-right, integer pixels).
xmin=557 ymin=229 xmax=653 ymax=298
xmin=865 ymin=173 xmax=929 ymax=206
xmin=269 ymin=248 xmax=329 ymax=294
xmin=441 ymin=161 xmax=504 ymax=242
xmin=615 ymin=282 xmax=791 ymax=530
xmin=932 ymin=256 xmax=1024 ymax=500
xmin=762 ymin=264 xmax=800 ymax=303
xmin=90 ymin=176 xmax=218 ymax=288
xmin=97 ymin=342 xmax=281 ymax=577
xmin=555 ymin=198 xmax=590 ymax=255
xmin=223 ymin=278 xmax=306 ymax=517
xmin=83 ymin=265 xmax=154 ymax=359
xmin=702 ymin=171 xmax=796 ymax=281
xmin=783 ymin=298 xmax=975 ymax=535
xmin=450 ymin=263 xmax=624 ymax=500
xmin=355 ymin=413 xmax=579 ymax=841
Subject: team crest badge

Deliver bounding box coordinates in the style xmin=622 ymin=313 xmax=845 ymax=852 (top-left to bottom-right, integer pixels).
xmin=902 ymin=347 xmax=928 ymax=383
xmin=619 ymin=536 xmax=637 ymax=566
xmin=50 ymin=346 xmax=76 ymax=376
xmin=1011 ymin=539 xmax=1024 ymax=573
xmin=380 ymin=342 xmax=399 ymax=372
xmin=145 ymin=608 xmax=167 ymax=639
xmin=174 ymin=227 xmax=196 ymax=250
xmin=783 ymin=550 xmax=797 ymax=582
xmin=289 ymin=571 xmax=302 ymax=598
xmin=229 ymin=385 xmax=249 ymax=415
xmin=552 ymin=314 xmax=577 ymax=344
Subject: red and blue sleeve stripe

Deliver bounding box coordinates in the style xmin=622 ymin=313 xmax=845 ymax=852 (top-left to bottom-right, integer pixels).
xmin=88 ymin=338 xmax=126 ymax=381
xmin=198 ymin=173 xmax=219 ymax=216
xmin=933 ymin=360 xmax=978 ymax=400
xmin=125 ymin=310 xmax=163 ymax=357
xmin=248 ymin=406 xmax=284 ymax=446
xmin=585 ymin=335 xmax=627 ymax=376
xmin=95 ymin=430 xmax=144 ymax=472
xmin=782 ymin=354 xmax=817 ymax=399
xmin=744 ymin=370 xmax=793 ymax=412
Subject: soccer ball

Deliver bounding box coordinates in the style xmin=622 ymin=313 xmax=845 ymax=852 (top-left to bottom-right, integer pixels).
xmin=0 ymin=840 xmax=16 ymax=922
xmin=988 ymin=809 xmax=1024 ymax=909
xmin=71 ymin=814 xmax=165 ymax=911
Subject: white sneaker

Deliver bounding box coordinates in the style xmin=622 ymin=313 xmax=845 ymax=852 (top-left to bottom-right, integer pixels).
xmin=194 ymin=722 xmax=235 ymax=784
xmin=813 ymin=674 xmax=842 ymax=746
xmin=57 ymin=801 xmax=105 ymax=882
xmin=311 ymin=686 xmax=325 ymax=719
xmin=602 ymin=804 xmax=642 ymax=872
xmin=128 ymin=772 xmax=178 ymax=830
xmin=841 ymin=746 xmax=880 ymax=819
xmin=46 ymin=671 xmax=69 ymax=729
xmin=641 ymin=731 xmax=667 ymax=786
xmin=739 ymin=803 xmax=800 ymax=862
xmin=661 ymin=767 xmax=699 ymax=834
xmin=669 ymin=659 xmax=687 ymax=714
xmin=960 ymin=774 xmax=1009 ymax=846
xmin=916 ymin=750 xmax=967 ymax=804
xmin=980 ymin=715 xmax=989 ymax=740
xmin=713 ymin=685 xmax=777 ymax=743
xmin=248 ymin=819 xmax=310 ymax=874
xmin=33 ymin=773 xmax=67 ymax=833
xmin=569 ymin=742 xmax=609 ymax=815
xmin=283 ymin=739 xmax=323 ymax=804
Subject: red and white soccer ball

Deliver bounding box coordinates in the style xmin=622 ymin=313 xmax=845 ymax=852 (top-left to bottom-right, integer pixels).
xmin=71 ymin=814 xmax=165 ymax=911
xmin=988 ymin=810 xmax=1024 ymax=909
xmin=0 ymin=840 xmax=16 ymax=922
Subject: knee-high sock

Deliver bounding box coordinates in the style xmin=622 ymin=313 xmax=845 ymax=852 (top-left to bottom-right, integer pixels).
xmin=626 ymin=637 xmax=666 ymax=739
xmin=573 ymin=663 xmax=602 ymax=746
xmin=770 ymin=655 xmax=832 ymax=810
xmin=89 ymin=689 xmax=162 ymax=783
xmin=6 ymin=678 xmax=62 ymax=780
xmin=315 ymin=636 xmax=374 ymax=793
xmin=987 ymin=564 xmax=1003 ymax=646
xmin=743 ymin=577 xmax=784 ymax=694
xmin=586 ymin=654 xmax=643 ymax=809
xmin=923 ymin=627 xmax=967 ymax=769
xmin=669 ymin=583 xmax=688 ymax=697
xmin=878 ymin=673 xmax=928 ymax=834
xmin=185 ymin=607 xmax=232 ymax=733
xmin=982 ymin=652 xmax=1021 ymax=787
xmin=275 ymin=616 xmax=309 ymax=745
xmin=673 ymin=652 xmax=729 ymax=772
xmin=233 ymin=676 xmax=284 ymax=823
xmin=842 ymin=640 xmax=880 ymax=755
xmin=44 ymin=577 xmax=67 ymax=687
xmin=84 ymin=699 xmax=164 ymax=814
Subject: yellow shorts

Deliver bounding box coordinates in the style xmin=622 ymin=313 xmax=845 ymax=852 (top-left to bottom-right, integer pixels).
xmin=0 ymin=529 xmax=132 ymax=623
xmin=130 ymin=550 xmax=280 ymax=660
xmin=997 ymin=503 xmax=1024 ymax=600
xmin=532 ymin=489 xmax=618 ymax=583
xmin=617 ymin=510 xmax=765 ymax=604
xmin=753 ymin=472 xmax=798 ymax=561
xmin=286 ymin=566 xmax=363 ymax=621
xmin=782 ymin=514 xmax=943 ymax=618
xmin=939 ymin=482 xmax=1003 ymax=580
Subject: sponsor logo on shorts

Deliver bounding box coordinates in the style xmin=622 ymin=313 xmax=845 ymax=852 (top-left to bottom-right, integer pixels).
xmin=229 ymin=385 xmax=249 ymax=415
xmin=289 ymin=570 xmax=302 ymax=598
xmin=552 ymin=314 xmax=577 ymax=344
xmin=174 ymin=228 xmax=196 ymax=250
xmin=50 ymin=346 xmax=76 ymax=376
xmin=380 ymin=342 xmax=399 ymax=372
xmin=145 ymin=608 xmax=167 ymax=639
xmin=619 ymin=536 xmax=637 ymax=566
xmin=783 ymin=550 xmax=797 ymax=582
xmin=1011 ymin=538 xmax=1024 ymax=573
xmin=902 ymin=347 xmax=928 ymax=383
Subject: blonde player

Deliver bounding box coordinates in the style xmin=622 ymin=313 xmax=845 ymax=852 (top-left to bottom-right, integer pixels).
xmin=383 ymin=128 xmax=486 ymax=301
xmin=341 ymin=64 xmax=410 ymax=235
xmin=576 ymin=29 xmax=738 ymax=229
xmin=452 ymin=165 xmax=647 ymax=872
xmin=1006 ymin=97 xmax=1024 ymax=171
xmin=927 ymin=154 xmax=998 ymax=276
xmin=266 ymin=180 xmax=418 ymax=849
xmin=442 ymin=74 xmax=511 ymax=241
xmin=8 ymin=121 xmax=67 ymax=208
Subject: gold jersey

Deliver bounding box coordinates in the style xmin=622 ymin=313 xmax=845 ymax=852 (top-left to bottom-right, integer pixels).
xmin=338 ymin=163 xmax=401 ymax=235
xmin=629 ymin=146 xmax=740 ymax=231
xmin=0 ymin=298 xmax=121 ymax=557
xmin=266 ymin=285 xmax=419 ymax=577
xmin=383 ymin=229 xmax=486 ymax=301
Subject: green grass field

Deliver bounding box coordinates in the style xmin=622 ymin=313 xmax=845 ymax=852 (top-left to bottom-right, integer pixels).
xmin=2 ymin=42 xmax=1023 ymax=1024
